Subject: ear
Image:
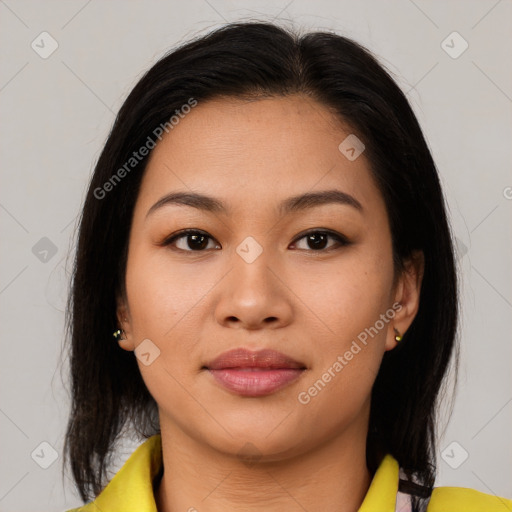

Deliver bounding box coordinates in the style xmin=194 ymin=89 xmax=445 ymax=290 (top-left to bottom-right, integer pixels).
xmin=385 ymin=250 xmax=424 ymax=351
xmin=116 ymin=295 xmax=135 ymax=352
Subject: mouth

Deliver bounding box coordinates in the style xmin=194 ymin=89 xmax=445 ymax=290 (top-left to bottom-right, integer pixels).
xmin=204 ymin=348 xmax=307 ymax=397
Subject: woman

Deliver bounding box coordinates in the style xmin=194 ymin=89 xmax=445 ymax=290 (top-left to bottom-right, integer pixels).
xmin=63 ymin=21 xmax=511 ymax=512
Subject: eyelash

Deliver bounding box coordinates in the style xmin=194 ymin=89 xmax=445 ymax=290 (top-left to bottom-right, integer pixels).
xmin=161 ymin=228 xmax=350 ymax=253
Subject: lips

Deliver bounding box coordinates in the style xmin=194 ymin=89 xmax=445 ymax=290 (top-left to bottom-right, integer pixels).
xmin=205 ymin=348 xmax=306 ymax=397
xmin=206 ymin=348 xmax=306 ymax=370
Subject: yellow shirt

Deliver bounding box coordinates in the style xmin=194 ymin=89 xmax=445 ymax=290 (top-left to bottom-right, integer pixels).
xmin=66 ymin=434 xmax=512 ymax=512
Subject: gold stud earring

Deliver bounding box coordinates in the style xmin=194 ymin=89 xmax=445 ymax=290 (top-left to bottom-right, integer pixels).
xmin=113 ymin=329 xmax=126 ymax=341
xmin=394 ymin=328 xmax=402 ymax=343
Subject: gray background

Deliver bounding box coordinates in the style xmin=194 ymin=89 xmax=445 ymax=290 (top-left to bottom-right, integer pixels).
xmin=0 ymin=0 xmax=511 ymax=510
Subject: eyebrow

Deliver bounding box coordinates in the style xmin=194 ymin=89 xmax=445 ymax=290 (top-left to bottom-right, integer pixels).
xmin=146 ymin=189 xmax=363 ymax=218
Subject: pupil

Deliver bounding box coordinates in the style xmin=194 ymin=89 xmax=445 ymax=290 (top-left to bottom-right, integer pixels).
xmin=308 ymin=233 xmax=327 ymax=250
xmin=189 ymin=234 xmax=207 ymax=250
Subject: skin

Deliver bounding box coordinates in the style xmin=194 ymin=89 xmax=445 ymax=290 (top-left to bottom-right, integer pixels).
xmin=116 ymin=95 xmax=424 ymax=512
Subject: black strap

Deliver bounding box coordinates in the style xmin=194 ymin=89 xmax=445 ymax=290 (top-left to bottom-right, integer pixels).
xmin=398 ymin=478 xmax=433 ymax=499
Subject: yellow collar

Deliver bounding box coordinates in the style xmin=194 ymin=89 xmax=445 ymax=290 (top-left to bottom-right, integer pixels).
xmin=81 ymin=434 xmax=400 ymax=511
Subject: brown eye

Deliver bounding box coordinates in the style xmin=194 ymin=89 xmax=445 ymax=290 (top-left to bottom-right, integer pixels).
xmin=163 ymin=230 xmax=220 ymax=252
xmin=291 ymin=230 xmax=349 ymax=251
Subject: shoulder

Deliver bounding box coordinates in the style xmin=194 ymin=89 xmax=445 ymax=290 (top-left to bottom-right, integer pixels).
xmin=427 ymin=485 xmax=512 ymax=511
xmin=63 ymin=434 xmax=163 ymax=512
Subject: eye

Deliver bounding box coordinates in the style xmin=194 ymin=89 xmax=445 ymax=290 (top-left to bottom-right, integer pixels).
xmin=162 ymin=229 xmax=220 ymax=252
xmin=290 ymin=230 xmax=349 ymax=251
xmin=161 ymin=228 xmax=349 ymax=253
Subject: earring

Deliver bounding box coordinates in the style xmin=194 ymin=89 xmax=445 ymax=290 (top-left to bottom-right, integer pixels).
xmin=113 ymin=329 xmax=126 ymax=341
xmin=113 ymin=317 xmax=129 ymax=341
xmin=394 ymin=328 xmax=402 ymax=343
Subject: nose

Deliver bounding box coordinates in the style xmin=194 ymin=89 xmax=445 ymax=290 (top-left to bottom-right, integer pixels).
xmin=213 ymin=242 xmax=294 ymax=331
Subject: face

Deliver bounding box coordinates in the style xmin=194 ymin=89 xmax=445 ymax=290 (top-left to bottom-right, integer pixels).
xmin=117 ymin=95 xmax=422 ymax=460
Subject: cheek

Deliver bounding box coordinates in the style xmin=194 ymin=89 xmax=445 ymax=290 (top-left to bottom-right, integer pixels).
xmin=123 ymin=248 xmax=207 ymax=403
xmin=293 ymin=247 xmax=395 ymax=337
xmin=125 ymin=243 xmax=211 ymax=338
xmin=124 ymin=247 xmax=209 ymax=416
xmin=291 ymin=249 xmax=394 ymax=400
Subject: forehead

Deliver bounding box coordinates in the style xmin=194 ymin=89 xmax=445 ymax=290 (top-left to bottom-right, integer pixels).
xmin=135 ymin=95 xmax=384 ymax=219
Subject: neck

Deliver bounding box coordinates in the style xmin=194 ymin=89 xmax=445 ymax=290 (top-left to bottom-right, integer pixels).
xmin=155 ymin=415 xmax=373 ymax=512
